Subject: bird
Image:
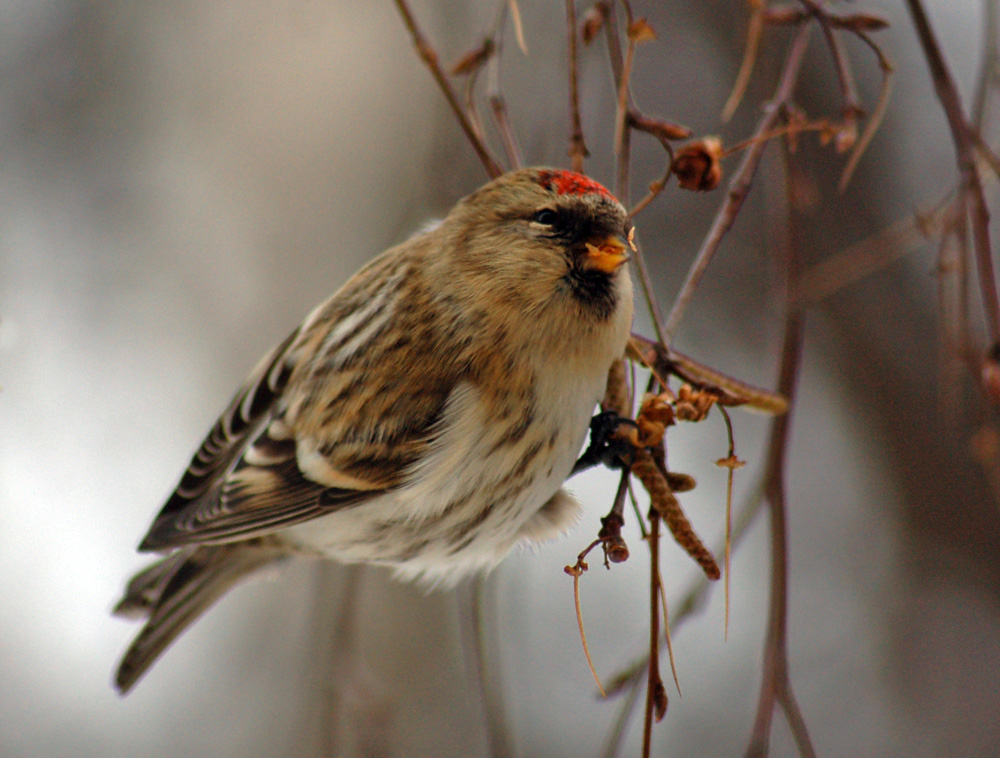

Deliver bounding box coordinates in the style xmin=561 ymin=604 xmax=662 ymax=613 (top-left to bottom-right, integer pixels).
xmin=113 ymin=166 xmax=635 ymax=693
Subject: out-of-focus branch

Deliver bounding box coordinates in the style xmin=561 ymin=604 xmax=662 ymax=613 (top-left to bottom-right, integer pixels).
xmin=601 ymin=3 xmax=669 ymax=344
xmin=599 ymin=483 xmax=767 ymax=758
xmin=663 ymin=25 xmax=813 ymax=342
xmin=566 ymin=0 xmax=588 ymax=172
xmin=393 ymin=0 xmax=504 ymax=178
xmin=744 ymin=143 xmax=815 ymax=758
xmin=905 ymin=0 xmax=1000 ymax=347
xmin=972 ymin=0 xmax=1000 ymax=130
xmin=799 ymin=0 xmax=863 ymax=126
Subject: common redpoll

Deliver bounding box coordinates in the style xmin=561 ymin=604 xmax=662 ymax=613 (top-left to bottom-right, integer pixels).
xmin=113 ymin=167 xmax=635 ymax=693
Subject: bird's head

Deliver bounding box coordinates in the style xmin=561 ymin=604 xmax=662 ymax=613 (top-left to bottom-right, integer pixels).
xmin=436 ymin=167 xmax=634 ymax=330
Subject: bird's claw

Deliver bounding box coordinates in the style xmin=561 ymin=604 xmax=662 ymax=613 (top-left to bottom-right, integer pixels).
xmin=570 ymin=411 xmax=638 ymax=476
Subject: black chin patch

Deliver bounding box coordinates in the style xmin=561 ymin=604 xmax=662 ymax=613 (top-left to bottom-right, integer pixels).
xmin=564 ymin=267 xmax=618 ymax=320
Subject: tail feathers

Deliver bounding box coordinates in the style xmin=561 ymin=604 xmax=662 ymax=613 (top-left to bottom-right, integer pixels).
xmin=113 ymin=549 xmax=193 ymax=619
xmin=113 ymin=541 xmax=282 ymax=694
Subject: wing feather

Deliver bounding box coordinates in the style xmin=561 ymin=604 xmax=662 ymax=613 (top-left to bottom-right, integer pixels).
xmin=137 ymin=243 xmax=458 ymax=552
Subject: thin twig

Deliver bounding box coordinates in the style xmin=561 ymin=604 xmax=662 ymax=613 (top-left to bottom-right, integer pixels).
xmin=839 ymin=30 xmax=895 ymax=190
xmin=566 ymin=0 xmax=588 ymax=171
xmin=393 ymin=0 xmax=504 ymax=178
xmin=663 ymin=25 xmax=813 ymax=341
xmin=602 ymin=3 xmax=669 ymax=345
xmin=486 ymin=0 xmax=524 ymax=168
xmin=799 ymin=0 xmax=863 ymax=120
xmin=744 ymin=135 xmax=815 ymax=758
xmin=600 ymin=483 xmax=767 ymax=758
xmin=723 ymin=1 xmax=765 ymax=122
xmin=973 ymin=0 xmax=1000 ymax=130
xmin=905 ymin=0 xmax=1000 ymax=345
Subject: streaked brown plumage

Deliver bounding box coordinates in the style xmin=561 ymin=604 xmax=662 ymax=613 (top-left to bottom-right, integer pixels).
xmin=114 ymin=167 xmax=634 ymax=693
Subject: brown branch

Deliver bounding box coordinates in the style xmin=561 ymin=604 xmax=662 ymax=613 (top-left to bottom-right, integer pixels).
xmin=393 ymin=0 xmax=504 ymax=178
xmin=905 ymin=0 xmax=1000 ymax=346
xmin=566 ymin=0 xmax=588 ymax=171
xmin=485 ymin=2 xmax=524 ymax=169
xmin=663 ymin=24 xmax=813 ymax=341
xmin=600 ymin=483 xmax=767 ymax=758
xmin=791 ymin=205 xmax=945 ymax=306
xmin=798 ymin=0 xmax=863 ymax=122
xmin=629 ymin=334 xmax=789 ymax=416
xmin=599 ymin=3 xmax=670 ymax=343
xmin=744 ymin=136 xmax=815 ymax=758
xmin=973 ymin=0 xmax=1000 ymax=130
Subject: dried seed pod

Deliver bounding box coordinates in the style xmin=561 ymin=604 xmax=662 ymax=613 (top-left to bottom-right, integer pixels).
xmin=674 ymin=384 xmax=717 ymax=422
xmin=633 ymin=393 xmax=675 ymax=447
xmin=581 ymin=2 xmax=609 ymax=45
xmin=631 ymin=448 xmax=720 ymax=580
xmin=449 ymin=39 xmax=494 ymax=76
xmin=604 ymin=535 xmax=630 ymax=563
xmin=982 ymin=345 xmax=1000 ymax=408
xmin=665 ymin=471 xmax=696 ymax=492
xmin=599 ymin=512 xmax=629 ymax=564
xmin=671 ymin=137 xmax=724 ymax=192
xmin=652 ymin=681 xmax=668 ymax=721
xmin=627 ymin=18 xmax=657 ymax=43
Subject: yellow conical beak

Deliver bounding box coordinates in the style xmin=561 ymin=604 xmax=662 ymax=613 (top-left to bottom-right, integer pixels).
xmin=583 ymin=236 xmax=630 ymax=274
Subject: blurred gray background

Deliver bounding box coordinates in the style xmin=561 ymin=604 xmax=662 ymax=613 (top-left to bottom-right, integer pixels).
xmin=2 ymin=1 xmax=999 ymax=756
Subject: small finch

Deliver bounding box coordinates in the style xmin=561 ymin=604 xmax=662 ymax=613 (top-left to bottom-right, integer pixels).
xmin=113 ymin=167 xmax=634 ymax=693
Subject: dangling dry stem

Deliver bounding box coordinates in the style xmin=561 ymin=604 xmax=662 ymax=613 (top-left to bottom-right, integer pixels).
xmin=656 ymin=568 xmax=681 ymax=697
xmin=715 ymin=405 xmax=745 ymax=641
xmin=565 ymin=553 xmax=608 ymax=698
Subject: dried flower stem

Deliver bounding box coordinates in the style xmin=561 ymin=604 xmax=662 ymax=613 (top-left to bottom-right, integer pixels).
xmin=717 ymin=405 xmax=741 ymax=641
xmin=641 ymin=511 xmax=666 ymax=758
xmin=600 ymin=3 xmax=668 ymax=344
xmin=839 ymin=29 xmax=894 ymax=190
xmin=567 ymin=547 xmax=608 ymax=697
xmin=723 ymin=2 xmax=765 ymax=121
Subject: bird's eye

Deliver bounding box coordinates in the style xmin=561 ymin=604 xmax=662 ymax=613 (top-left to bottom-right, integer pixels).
xmin=533 ymin=209 xmax=558 ymax=226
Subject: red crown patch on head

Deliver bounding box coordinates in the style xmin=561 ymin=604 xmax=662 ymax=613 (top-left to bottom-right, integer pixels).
xmin=537 ymin=170 xmax=615 ymax=200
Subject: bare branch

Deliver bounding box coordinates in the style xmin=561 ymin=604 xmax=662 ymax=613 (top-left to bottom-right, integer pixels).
xmin=905 ymin=0 xmax=1000 ymax=346
xmin=566 ymin=0 xmax=589 ymax=171
xmin=664 ymin=25 xmax=813 ymax=342
xmin=393 ymin=0 xmax=504 ymax=178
